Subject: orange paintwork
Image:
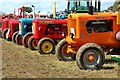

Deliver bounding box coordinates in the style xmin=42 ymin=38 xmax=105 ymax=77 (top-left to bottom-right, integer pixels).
xmin=66 ymin=12 xmax=120 ymax=53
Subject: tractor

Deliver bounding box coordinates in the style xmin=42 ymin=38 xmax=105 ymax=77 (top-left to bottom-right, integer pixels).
xmin=56 ymin=1 xmax=120 ymax=70
xmin=1 ymin=19 xmax=10 ymax=39
xmin=6 ymin=20 xmax=19 ymax=41
xmin=28 ymin=19 xmax=67 ymax=54
xmin=1 ymin=6 xmax=25 ymax=40
xmin=28 ymin=0 xmax=101 ymax=54
xmin=15 ymin=18 xmax=33 ymax=47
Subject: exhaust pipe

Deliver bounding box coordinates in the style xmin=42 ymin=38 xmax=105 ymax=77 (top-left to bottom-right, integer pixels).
xmin=98 ymin=0 xmax=101 ymax=12
xmin=31 ymin=5 xmax=35 ymax=18
xmin=53 ymin=0 xmax=56 ymax=19
xmin=95 ymin=0 xmax=97 ymax=11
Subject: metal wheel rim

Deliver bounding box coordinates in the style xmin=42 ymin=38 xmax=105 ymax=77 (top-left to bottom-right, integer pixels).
xmin=41 ymin=41 xmax=53 ymax=53
xmin=61 ymin=44 xmax=74 ymax=59
xmin=32 ymin=39 xmax=37 ymax=49
xmin=82 ymin=49 xmax=101 ymax=68
xmin=25 ymin=35 xmax=31 ymax=45
xmin=18 ymin=35 xmax=22 ymax=44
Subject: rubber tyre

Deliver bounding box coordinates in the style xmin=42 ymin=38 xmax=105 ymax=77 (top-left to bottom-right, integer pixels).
xmin=55 ymin=39 xmax=75 ymax=61
xmin=6 ymin=30 xmax=12 ymax=41
xmin=28 ymin=36 xmax=37 ymax=50
xmin=76 ymin=43 xmax=105 ymax=70
xmin=6 ymin=37 xmax=12 ymax=41
xmin=22 ymin=32 xmax=33 ymax=48
xmin=37 ymin=37 xmax=55 ymax=54
xmin=15 ymin=33 xmax=23 ymax=45
xmin=2 ymin=28 xmax=8 ymax=39
xmin=12 ymin=31 xmax=18 ymax=43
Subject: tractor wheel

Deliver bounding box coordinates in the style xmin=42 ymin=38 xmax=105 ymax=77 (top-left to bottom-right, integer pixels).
xmin=76 ymin=43 xmax=105 ymax=70
xmin=15 ymin=33 xmax=23 ymax=45
xmin=12 ymin=31 xmax=18 ymax=43
xmin=2 ymin=28 xmax=8 ymax=39
xmin=56 ymin=39 xmax=75 ymax=61
xmin=6 ymin=31 xmax=12 ymax=41
xmin=28 ymin=36 xmax=37 ymax=50
xmin=22 ymin=32 xmax=33 ymax=48
xmin=37 ymin=37 xmax=55 ymax=54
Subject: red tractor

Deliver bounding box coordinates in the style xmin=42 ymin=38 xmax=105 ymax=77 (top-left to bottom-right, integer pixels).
xmin=2 ymin=19 xmax=11 ymax=39
xmin=1 ymin=6 xmax=24 ymax=40
xmin=6 ymin=20 xmax=19 ymax=41
xmin=28 ymin=19 xmax=67 ymax=54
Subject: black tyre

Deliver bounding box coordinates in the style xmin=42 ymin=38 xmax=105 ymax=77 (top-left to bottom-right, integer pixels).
xmin=56 ymin=39 xmax=75 ymax=61
xmin=37 ymin=37 xmax=55 ymax=54
xmin=12 ymin=31 xmax=18 ymax=43
xmin=6 ymin=30 xmax=12 ymax=41
xmin=28 ymin=36 xmax=37 ymax=50
xmin=22 ymin=32 xmax=33 ymax=48
xmin=15 ymin=33 xmax=23 ymax=45
xmin=2 ymin=28 xmax=8 ymax=39
xmin=76 ymin=43 xmax=105 ymax=70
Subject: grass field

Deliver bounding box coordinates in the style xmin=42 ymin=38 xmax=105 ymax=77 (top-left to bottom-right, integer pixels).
xmin=0 ymin=38 xmax=120 ymax=78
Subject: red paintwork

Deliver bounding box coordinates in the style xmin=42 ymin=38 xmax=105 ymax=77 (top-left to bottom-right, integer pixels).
xmin=1 ymin=6 xmax=24 ymax=33
xmin=1 ymin=19 xmax=10 ymax=32
xmin=8 ymin=20 xmax=19 ymax=37
xmin=32 ymin=18 xmax=67 ymax=43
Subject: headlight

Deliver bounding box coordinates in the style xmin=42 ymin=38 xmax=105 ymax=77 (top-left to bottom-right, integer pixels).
xmin=116 ymin=31 xmax=120 ymax=40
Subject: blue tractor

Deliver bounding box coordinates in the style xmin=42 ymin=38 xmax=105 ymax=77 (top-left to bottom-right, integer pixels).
xmin=15 ymin=18 xmax=33 ymax=48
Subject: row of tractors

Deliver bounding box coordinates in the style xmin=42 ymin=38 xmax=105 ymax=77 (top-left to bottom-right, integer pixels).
xmin=1 ymin=0 xmax=120 ymax=70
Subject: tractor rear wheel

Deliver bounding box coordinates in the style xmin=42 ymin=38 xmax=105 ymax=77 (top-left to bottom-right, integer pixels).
xmin=76 ymin=43 xmax=105 ymax=70
xmin=56 ymin=39 xmax=75 ymax=61
xmin=15 ymin=33 xmax=22 ymax=45
xmin=28 ymin=36 xmax=37 ymax=50
xmin=2 ymin=28 xmax=8 ymax=39
xmin=22 ymin=32 xmax=33 ymax=48
xmin=37 ymin=37 xmax=55 ymax=54
xmin=12 ymin=31 xmax=18 ymax=43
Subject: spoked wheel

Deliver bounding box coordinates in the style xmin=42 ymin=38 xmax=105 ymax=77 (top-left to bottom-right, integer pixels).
xmin=15 ymin=33 xmax=23 ymax=45
xmin=2 ymin=28 xmax=8 ymax=39
xmin=56 ymin=39 xmax=75 ymax=61
xmin=28 ymin=36 xmax=37 ymax=50
xmin=12 ymin=31 xmax=18 ymax=43
xmin=76 ymin=43 xmax=105 ymax=70
xmin=22 ymin=32 xmax=33 ymax=48
xmin=37 ymin=37 xmax=55 ymax=54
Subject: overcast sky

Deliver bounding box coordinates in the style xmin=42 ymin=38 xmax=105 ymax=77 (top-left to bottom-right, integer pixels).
xmin=0 ymin=0 xmax=115 ymax=14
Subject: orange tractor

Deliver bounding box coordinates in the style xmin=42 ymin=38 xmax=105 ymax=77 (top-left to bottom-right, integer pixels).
xmin=56 ymin=4 xmax=120 ymax=70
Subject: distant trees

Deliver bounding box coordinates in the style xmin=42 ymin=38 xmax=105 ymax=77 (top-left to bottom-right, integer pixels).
xmin=24 ymin=7 xmax=33 ymax=13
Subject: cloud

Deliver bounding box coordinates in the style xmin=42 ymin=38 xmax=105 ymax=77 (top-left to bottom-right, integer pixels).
xmin=0 ymin=0 xmax=117 ymax=13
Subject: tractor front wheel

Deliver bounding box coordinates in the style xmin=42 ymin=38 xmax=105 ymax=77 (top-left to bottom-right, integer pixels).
xmin=2 ymin=28 xmax=8 ymax=39
xmin=15 ymin=34 xmax=23 ymax=45
xmin=37 ymin=37 xmax=55 ymax=54
xmin=56 ymin=39 xmax=75 ymax=61
xmin=22 ymin=32 xmax=33 ymax=48
xmin=76 ymin=43 xmax=105 ymax=70
xmin=12 ymin=31 xmax=18 ymax=43
xmin=28 ymin=36 xmax=37 ymax=50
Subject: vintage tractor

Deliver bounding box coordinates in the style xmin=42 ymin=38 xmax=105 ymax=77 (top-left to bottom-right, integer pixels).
xmin=5 ymin=20 xmax=19 ymax=41
xmin=28 ymin=19 xmax=67 ymax=54
xmin=1 ymin=6 xmax=25 ymax=39
xmin=55 ymin=2 xmax=120 ymax=70
xmin=15 ymin=18 xmax=33 ymax=47
xmin=1 ymin=19 xmax=10 ymax=39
